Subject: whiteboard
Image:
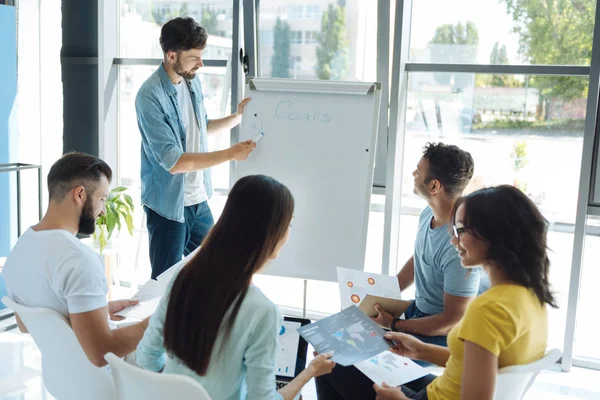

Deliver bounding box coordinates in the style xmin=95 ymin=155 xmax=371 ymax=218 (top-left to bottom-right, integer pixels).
xmin=235 ymin=78 xmax=381 ymax=282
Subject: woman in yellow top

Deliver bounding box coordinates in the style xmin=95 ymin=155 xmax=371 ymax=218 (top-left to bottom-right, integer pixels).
xmin=374 ymin=185 xmax=557 ymax=400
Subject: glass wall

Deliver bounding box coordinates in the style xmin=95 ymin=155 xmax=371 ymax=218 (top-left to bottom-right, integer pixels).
xmin=409 ymin=0 xmax=594 ymax=66
xmin=257 ymin=0 xmax=378 ymax=82
xmin=397 ymin=71 xmax=587 ymax=350
xmin=120 ymin=0 xmax=233 ymax=59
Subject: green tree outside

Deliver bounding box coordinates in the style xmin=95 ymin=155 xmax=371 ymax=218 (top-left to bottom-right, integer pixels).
xmin=501 ymin=0 xmax=595 ymax=118
xmin=429 ymin=21 xmax=479 ymax=90
xmin=201 ymin=8 xmax=218 ymax=34
xmin=316 ymin=4 xmax=348 ymax=80
xmin=271 ymin=18 xmax=291 ymax=78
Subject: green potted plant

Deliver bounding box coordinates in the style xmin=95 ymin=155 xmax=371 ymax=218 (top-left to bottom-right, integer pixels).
xmin=94 ymin=186 xmax=135 ymax=253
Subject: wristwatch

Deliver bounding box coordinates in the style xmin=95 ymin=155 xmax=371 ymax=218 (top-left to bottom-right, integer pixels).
xmin=391 ymin=317 xmax=402 ymax=332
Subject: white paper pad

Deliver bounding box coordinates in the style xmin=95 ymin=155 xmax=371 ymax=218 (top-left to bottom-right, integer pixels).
xmin=355 ymin=351 xmax=428 ymax=386
xmin=131 ymin=279 xmax=162 ymax=302
xmin=116 ymin=249 xmax=200 ymax=320
xmin=337 ymin=267 xmax=402 ymax=310
xmin=114 ymin=297 xmax=162 ymax=320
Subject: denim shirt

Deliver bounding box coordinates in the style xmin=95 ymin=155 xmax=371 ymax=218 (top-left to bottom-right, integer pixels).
xmin=136 ymin=64 xmax=213 ymax=223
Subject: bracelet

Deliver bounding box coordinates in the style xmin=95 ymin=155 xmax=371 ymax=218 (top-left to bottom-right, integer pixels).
xmin=391 ymin=317 xmax=402 ymax=332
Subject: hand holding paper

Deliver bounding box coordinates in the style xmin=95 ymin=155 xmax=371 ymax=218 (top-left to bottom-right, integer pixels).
xmin=383 ymin=332 xmax=425 ymax=360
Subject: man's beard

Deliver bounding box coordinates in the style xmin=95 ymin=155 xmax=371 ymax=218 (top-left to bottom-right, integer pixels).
xmin=78 ymin=198 xmax=97 ymax=235
xmin=174 ymin=60 xmax=198 ymax=80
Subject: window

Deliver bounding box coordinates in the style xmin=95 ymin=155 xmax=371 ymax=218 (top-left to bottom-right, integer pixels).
xmin=290 ymin=30 xmax=303 ymax=44
xmin=409 ymin=0 xmax=595 ymax=65
xmin=288 ymin=5 xmax=304 ymax=19
xmin=120 ymin=0 xmax=233 ymax=59
xmin=304 ymin=30 xmax=318 ymax=44
xmin=259 ymin=0 xmax=378 ymax=81
xmin=396 ymin=72 xmax=588 ymax=351
xmin=260 ymin=30 xmax=274 ymax=45
xmin=305 ymin=5 xmax=320 ymax=19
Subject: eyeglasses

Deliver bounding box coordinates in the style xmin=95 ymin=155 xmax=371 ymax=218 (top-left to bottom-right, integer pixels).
xmin=452 ymin=225 xmax=471 ymax=242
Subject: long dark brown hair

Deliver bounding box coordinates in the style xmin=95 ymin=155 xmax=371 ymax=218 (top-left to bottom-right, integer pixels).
xmin=452 ymin=185 xmax=557 ymax=308
xmin=163 ymin=175 xmax=295 ymax=376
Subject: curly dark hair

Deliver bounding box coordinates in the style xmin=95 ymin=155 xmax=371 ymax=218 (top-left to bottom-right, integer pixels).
xmin=452 ymin=185 xmax=557 ymax=308
xmin=160 ymin=17 xmax=208 ymax=54
xmin=422 ymin=142 xmax=474 ymax=198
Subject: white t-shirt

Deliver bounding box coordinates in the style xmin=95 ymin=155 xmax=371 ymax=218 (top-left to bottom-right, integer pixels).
xmin=2 ymin=228 xmax=108 ymax=318
xmin=175 ymin=80 xmax=208 ymax=206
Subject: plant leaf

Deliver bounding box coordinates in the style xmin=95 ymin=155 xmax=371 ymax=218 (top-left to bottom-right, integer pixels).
xmin=99 ymin=226 xmax=106 ymax=254
xmin=108 ymin=202 xmax=118 ymax=215
xmin=125 ymin=213 xmax=134 ymax=236
xmin=112 ymin=186 xmax=128 ymax=193
xmin=114 ymin=199 xmax=127 ymax=210
xmin=123 ymin=194 xmax=135 ymax=212
xmin=106 ymin=212 xmax=117 ymax=239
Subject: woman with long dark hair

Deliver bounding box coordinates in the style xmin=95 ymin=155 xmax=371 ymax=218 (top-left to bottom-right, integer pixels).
xmin=371 ymin=185 xmax=556 ymax=400
xmin=136 ymin=175 xmax=335 ymax=399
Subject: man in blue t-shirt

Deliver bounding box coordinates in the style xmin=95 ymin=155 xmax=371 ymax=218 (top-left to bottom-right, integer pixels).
xmin=373 ymin=142 xmax=480 ymax=347
xmin=315 ymin=143 xmax=482 ymax=399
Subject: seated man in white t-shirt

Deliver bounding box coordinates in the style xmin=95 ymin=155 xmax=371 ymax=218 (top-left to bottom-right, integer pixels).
xmin=2 ymin=152 xmax=149 ymax=367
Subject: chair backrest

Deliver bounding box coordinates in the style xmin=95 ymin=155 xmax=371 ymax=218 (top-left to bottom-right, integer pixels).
xmin=1 ymin=296 xmax=116 ymax=400
xmin=104 ymin=353 xmax=212 ymax=400
xmin=494 ymin=348 xmax=562 ymax=400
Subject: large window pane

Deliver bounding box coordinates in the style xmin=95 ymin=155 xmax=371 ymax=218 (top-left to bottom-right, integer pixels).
xmin=258 ymin=0 xmax=378 ymax=81
xmin=120 ymin=0 xmax=233 ymax=59
xmin=575 ymin=216 xmax=600 ymax=360
xmin=398 ymin=72 xmax=587 ymax=351
xmin=409 ymin=0 xmax=595 ymax=65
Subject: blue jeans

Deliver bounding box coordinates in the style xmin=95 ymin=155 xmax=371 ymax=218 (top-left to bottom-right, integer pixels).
xmin=403 ymin=301 xmax=447 ymax=367
xmin=145 ymin=201 xmax=214 ymax=279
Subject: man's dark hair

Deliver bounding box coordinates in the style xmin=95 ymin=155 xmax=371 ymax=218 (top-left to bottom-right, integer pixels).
xmin=422 ymin=142 xmax=474 ymax=198
xmin=160 ymin=17 xmax=208 ymax=54
xmin=47 ymin=152 xmax=112 ymax=201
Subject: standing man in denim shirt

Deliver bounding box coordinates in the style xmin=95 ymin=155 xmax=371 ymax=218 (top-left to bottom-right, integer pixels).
xmin=136 ymin=17 xmax=255 ymax=279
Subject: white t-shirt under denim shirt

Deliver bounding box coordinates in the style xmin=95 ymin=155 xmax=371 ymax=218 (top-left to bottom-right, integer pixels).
xmin=2 ymin=228 xmax=108 ymax=317
xmin=175 ymin=79 xmax=208 ymax=207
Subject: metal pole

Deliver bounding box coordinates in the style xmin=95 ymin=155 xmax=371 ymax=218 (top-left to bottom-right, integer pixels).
xmin=561 ymin=0 xmax=600 ymax=372
xmin=302 ymin=279 xmax=308 ymax=318
xmin=382 ymin=0 xmax=412 ymax=275
xmin=38 ymin=166 xmax=43 ymax=220
xmin=16 ymin=170 xmax=21 ymax=237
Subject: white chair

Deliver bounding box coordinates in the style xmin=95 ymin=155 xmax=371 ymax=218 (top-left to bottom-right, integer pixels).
xmin=1 ymin=296 xmax=116 ymax=400
xmin=104 ymin=352 xmax=212 ymax=400
xmin=494 ymin=348 xmax=562 ymax=400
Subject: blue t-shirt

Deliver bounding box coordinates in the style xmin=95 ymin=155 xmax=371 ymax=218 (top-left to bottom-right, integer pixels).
xmin=414 ymin=207 xmax=481 ymax=315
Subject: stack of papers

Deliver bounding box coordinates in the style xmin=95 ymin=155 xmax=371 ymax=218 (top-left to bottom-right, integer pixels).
xmin=337 ymin=267 xmax=408 ymax=319
xmin=337 ymin=267 xmax=402 ymax=309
